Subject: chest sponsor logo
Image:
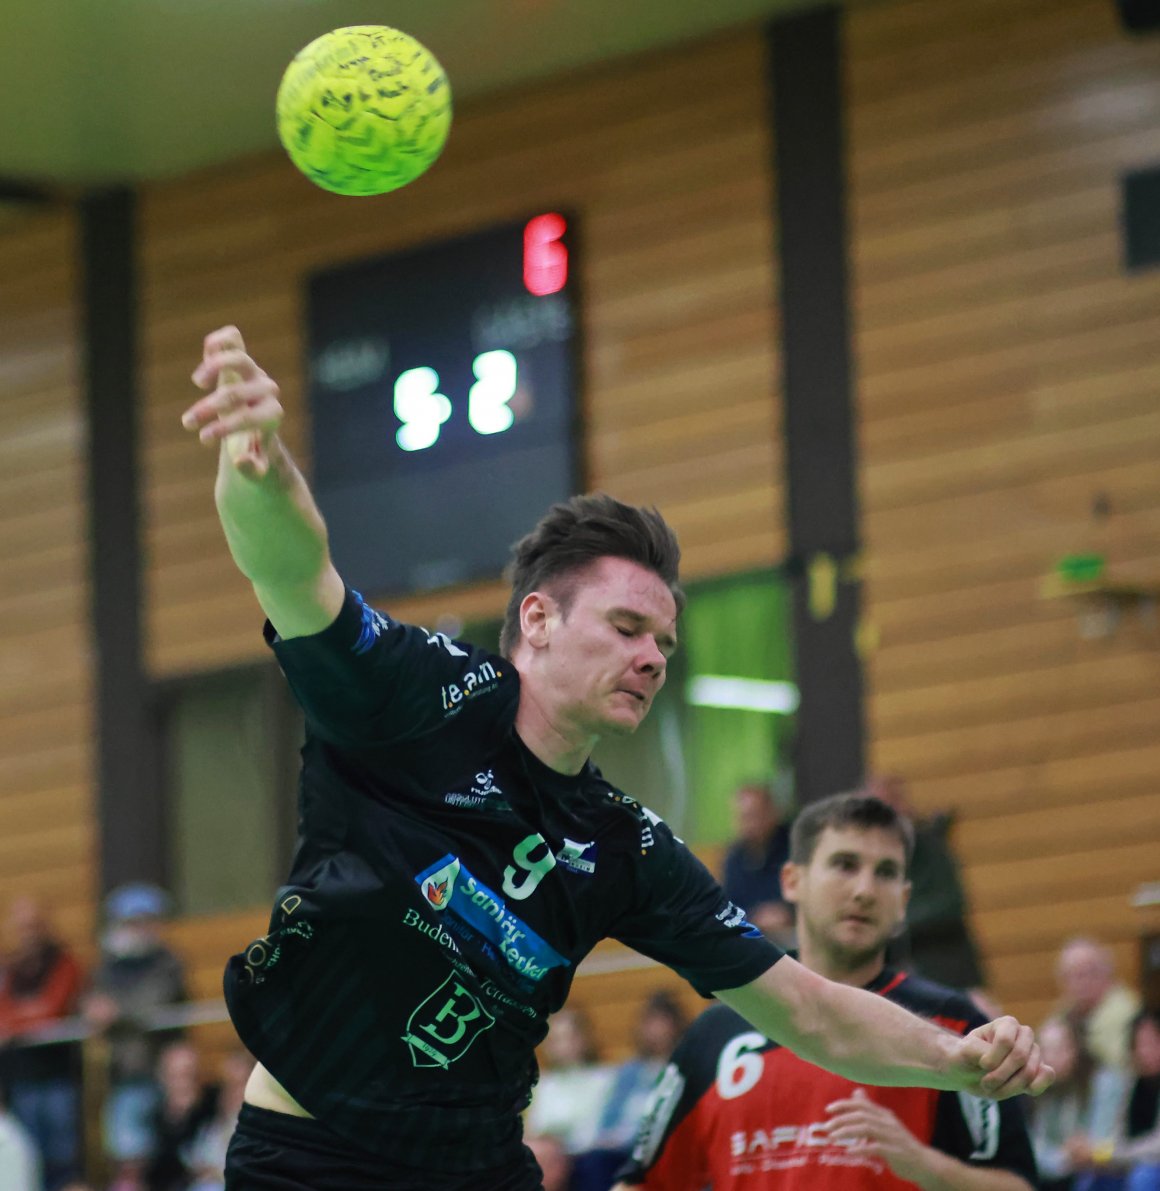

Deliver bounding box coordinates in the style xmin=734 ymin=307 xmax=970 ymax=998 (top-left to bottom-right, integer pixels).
xmin=556 ymin=838 xmax=597 ymax=875
xmin=402 ymin=908 xmax=461 ymax=954
xmin=444 ymin=769 xmax=503 ymax=810
xmin=440 ymin=660 xmax=502 ymax=717
xmin=414 ymin=854 xmax=568 ymax=983
xmin=402 ymin=972 xmax=495 ymax=1069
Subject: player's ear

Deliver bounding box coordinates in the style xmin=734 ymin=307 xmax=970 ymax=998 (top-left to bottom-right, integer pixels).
xmin=780 ymin=860 xmax=801 ymax=906
xmin=520 ymin=591 xmax=557 ymax=649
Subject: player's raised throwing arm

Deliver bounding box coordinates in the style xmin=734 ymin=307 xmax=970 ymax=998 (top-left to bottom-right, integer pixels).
xmin=181 ymin=326 xmax=344 ymax=640
xmin=716 ymin=956 xmax=1053 ymax=1101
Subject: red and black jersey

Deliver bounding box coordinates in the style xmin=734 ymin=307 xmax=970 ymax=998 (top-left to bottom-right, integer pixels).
xmin=618 ymin=968 xmax=1037 ymax=1190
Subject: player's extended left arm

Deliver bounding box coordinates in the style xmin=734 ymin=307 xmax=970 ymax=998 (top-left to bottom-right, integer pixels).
xmin=715 ymin=956 xmax=1053 ymax=1101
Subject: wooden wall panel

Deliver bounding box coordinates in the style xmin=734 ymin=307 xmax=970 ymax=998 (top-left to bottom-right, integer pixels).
xmin=139 ymin=32 xmax=784 ymax=678
xmin=850 ymin=0 xmax=1160 ymax=1022
xmin=4 ymin=1 xmax=1155 ymax=1061
xmin=0 ymin=209 xmax=97 ymax=960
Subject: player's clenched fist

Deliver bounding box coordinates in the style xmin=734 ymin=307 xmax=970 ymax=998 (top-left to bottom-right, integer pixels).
xmin=954 ymin=1016 xmax=1054 ymax=1100
xmin=181 ymin=326 xmax=283 ymax=478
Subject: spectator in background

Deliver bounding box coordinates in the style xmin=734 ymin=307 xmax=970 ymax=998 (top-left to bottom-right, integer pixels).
xmin=143 ymin=1041 xmax=219 ymax=1191
xmin=594 ymin=991 xmax=688 ymax=1153
xmin=1030 ymin=1015 xmax=1127 ymax=1191
xmin=82 ymin=883 xmax=188 ymax=1177
xmin=721 ymin=782 xmax=793 ymax=944
xmin=185 ymin=1049 xmax=253 ymax=1191
xmin=0 ymin=1086 xmax=42 ymax=1191
xmin=1068 ymin=1008 xmax=1160 ymax=1191
xmin=867 ymin=773 xmax=992 ymax=1004
xmin=1056 ymin=938 xmax=1142 ymax=1074
xmin=0 ymin=895 xmax=84 ymax=1190
xmin=526 ymin=1133 xmax=575 ymax=1191
xmin=525 ymin=1008 xmax=615 ymax=1157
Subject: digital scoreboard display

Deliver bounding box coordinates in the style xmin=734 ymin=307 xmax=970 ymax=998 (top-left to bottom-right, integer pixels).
xmin=306 ymin=213 xmax=580 ymax=597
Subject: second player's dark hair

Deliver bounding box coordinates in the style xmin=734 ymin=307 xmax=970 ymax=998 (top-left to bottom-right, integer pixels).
xmin=499 ymin=493 xmax=684 ymax=657
xmin=789 ymin=791 xmax=915 ymax=869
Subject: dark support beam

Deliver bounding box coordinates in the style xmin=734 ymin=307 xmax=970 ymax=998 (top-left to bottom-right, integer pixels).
xmin=767 ymin=6 xmax=865 ymax=803
xmin=80 ymin=188 xmax=165 ymax=893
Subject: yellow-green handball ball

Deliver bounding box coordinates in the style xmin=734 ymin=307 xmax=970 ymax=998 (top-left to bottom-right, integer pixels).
xmin=276 ymin=26 xmax=452 ymax=197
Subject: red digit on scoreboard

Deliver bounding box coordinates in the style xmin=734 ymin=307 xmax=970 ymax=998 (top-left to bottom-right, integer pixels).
xmin=523 ymin=213 xmax=568 ymax=297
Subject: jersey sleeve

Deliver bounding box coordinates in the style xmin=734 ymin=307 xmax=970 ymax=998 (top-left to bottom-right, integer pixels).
xmin=930 ymin=997 xmax=1039 ymax=1185
xmin=264 ymin=586 xmax=517 ymax=748
xmin=611 ymin=806 xmax=783 ymax=996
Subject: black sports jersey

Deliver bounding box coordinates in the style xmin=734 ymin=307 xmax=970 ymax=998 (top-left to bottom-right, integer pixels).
xmin=223 ymin=587 xmax=782 ymax=1176
xmin=618 ymin=968 xmax=1037 ymax=1190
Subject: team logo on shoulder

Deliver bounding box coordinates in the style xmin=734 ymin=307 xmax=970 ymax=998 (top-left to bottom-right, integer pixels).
xmin=556 ymin=838 xmax=597 ymax=875
xmin=402 ymin=972 xmax=495 ymax=1069
xmin=440 ymin=661 xmax=503 ymax=717
xmin=716 ymin=900 xmax=763 ymax=938
xmin=420 ymin=857 xmax=461 ymax=911
xmin=351 ymin=591 xmax=392 ymax=655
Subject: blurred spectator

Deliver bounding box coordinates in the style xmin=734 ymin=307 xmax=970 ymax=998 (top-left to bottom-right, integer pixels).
xmin=527 ymin=1132 xmax=575 ymax=1191
xmin=1057 ymin=938 xmax=1142 ymax=1074
xmin=0 ymin=1088 xmax=41 ymax=1191
xmin=571 ymin=991 xmax=690 ymax=1191
xmin=1067 ymin=1008 xmax=1160 ymax=1191
xmin=184 ymin=1049 xmax=253 ymax=1191
xmin=143 ymin=1041 xmax=219 ymax=1191
xmin=594 ymin=991 xmax=688 ymax=1152
xmin=0 ymin=895 xmax=84 ymax=1190
xmin=868 ymin=774 xmax=990 ymax=1000
xmin=82 ymin=883 xmax=188 ymax=1173
xmin=1030 ymin=1014 xmax=1127 ymax=1191
xmin=526 ymin=1008 xmax=615 ymax=1155
xmin=720 ymin=782 xmax=793 ymax=943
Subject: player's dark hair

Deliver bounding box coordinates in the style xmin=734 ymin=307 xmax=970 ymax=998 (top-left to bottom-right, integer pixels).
xmin=499 ymin=493 xmax=684 ymax=658
xmin=789 ymin=791 xmax=915 ymax=869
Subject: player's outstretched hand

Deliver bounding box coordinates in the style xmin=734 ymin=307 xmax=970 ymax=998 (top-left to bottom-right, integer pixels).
xmin=181 ymin=326 xmax=284 ymax=479
xmin=954 ymin=1016 xmax=1054 ymax=1100
xmin=825 ymin=1091 xmax=928 ymax=1183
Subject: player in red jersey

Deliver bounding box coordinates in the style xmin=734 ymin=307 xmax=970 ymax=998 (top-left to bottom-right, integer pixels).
xmin=613 ymin=792 xmax=1038 ymax=1191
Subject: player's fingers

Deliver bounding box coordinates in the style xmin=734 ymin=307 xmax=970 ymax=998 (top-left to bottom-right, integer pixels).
xmin=199 ymin=407 xmax=272 ymax=444
xmin=1027 ymin=1062 xmax=1056 ymax=1097
xmin=826 ymin=1098 xmax=876 ymax=1114
xmin=182 ymin=379 xmax=279 ymax=431
xmin=192 ymin=347 xmax=262 ymax=390
xmin=983 ymin=1046 xmax=1051 ymax=1101
xmin=966 ymin=1016 xmax=1015 ymax=1070
xmin=979 ymin=1024 xmax=1034 ymax=1095
xmin=203 ymin=325 xmax=247 ymax=360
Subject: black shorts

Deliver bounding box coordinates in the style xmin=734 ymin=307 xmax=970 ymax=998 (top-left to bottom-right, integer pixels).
xmin=225 ymin=1104 xmax=543 ymax=1191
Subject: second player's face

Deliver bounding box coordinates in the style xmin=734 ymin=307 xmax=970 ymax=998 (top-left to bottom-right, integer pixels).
xmin=543 ymin=557 xmax=678 ymax=738
xmin=784 ymin=826 xmax=910 ymax=967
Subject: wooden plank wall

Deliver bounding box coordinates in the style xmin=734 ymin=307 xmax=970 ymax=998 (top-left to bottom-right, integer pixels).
xmin=849 ymin=0 xmax=1160 ymax=1023
xmin=2 ymin=0 xmax=1157 ymax=1059
xmin=139 ymin=31 xmax=783 ymax=679
xmin=0 ymin=209 xmax=97 ymax=958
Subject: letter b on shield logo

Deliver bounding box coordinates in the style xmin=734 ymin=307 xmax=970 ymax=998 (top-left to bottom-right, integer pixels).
xmin=402 ymin=973 xmax=496 ymax=1069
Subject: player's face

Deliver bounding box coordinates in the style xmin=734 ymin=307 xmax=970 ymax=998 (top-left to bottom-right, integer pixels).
xmin=540 ymin=557 xmax=678 ymax=737
xmin=782 ymin=826 xmax=910 ymax=969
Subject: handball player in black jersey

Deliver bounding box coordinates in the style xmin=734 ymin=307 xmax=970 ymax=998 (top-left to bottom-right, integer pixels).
xmin=181 ymin=327 xmax=1052 ymax=1191
xmin=612 ymin=793 xmax=1038 ymax=1191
